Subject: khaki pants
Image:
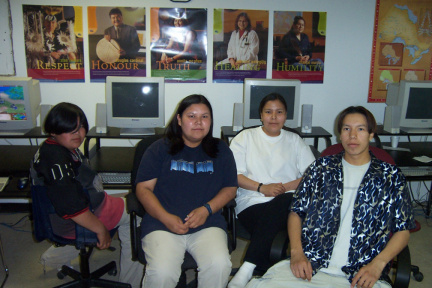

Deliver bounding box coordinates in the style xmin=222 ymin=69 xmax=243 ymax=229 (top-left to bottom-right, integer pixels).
xmin=246 ymin=260 xmax=391 ymax=288
xmin=142 ymin=227 xmax=231 ymax=288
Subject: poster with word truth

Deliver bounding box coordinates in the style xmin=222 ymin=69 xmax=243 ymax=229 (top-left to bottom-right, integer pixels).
xmin=272 ymin=11 xmax=326 ymax=84
xmin=368 ymin=0 xmax=432 ymax=102
xmin=150 ymin=8 xmax=207 ymax=83
xmin=213 ymin=9 xmax=269 ymax=83
xmin=23 ymin=5 xmax=84 ymax=82
xmin=88 ymin=6 xmax=146 ymax=82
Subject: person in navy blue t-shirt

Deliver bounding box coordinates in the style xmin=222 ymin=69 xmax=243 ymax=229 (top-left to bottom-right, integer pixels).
xmin=135 ymin=94 xmax=238 ymax=288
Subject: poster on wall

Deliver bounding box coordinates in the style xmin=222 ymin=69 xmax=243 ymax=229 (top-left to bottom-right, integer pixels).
xmin=368 ymin=0 xmax=432 ymax=102
xmin=23 ymin=5 xmax=84 ymax=82
xmin=88 ymin=6 xmax=146 ymax=83
xmin=272 ymin=11 xmax=326 ymax=84
xmin=150 ymin=8 xmax=207 ymax=83
xmin=213 ymin=9 xmax=269 ymax=83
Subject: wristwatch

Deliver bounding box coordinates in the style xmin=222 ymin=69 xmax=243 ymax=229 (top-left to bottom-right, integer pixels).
xmin=257 ymin=183 xmax=263 ymax=192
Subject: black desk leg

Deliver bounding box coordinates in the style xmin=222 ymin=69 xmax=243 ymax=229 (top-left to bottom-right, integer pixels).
xmin=427 ymin=182 xmax=432 ymax=216
xmin=315 ymin=137 xmax=332 ymax=150
xmin=325 ymin=137 xmax=332 ymax=149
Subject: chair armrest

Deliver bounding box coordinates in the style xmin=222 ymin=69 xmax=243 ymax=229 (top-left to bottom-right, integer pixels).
xmin=393 ymin=246 xmax=411 ymax=288
xmin=129 ymin=211 xmax=140 ymax=262
xmin=126 ymin=192 xmax=146 ymax=217
xmin=269 ymin=230 xmax=288 ymax=266
xmin=125 ymin=192 xmax=146 ymax=262
xmin=224 ymin=199 xmax=237 ymax=251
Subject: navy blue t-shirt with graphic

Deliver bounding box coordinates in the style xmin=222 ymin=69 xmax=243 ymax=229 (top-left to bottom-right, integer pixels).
xmin=136 ymin=138 xmax=238 ymax=238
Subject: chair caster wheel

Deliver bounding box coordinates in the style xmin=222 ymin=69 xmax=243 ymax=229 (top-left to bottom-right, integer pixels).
xmin=57 ymin=271 xmax=66 ymax=280
xmin=413 ymin=271 xmax=423 ymax=282
xmin=108 ymin=268 xmax=117 ymax=276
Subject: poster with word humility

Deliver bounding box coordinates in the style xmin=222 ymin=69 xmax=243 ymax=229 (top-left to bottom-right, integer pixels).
xmin=272 ymin=11 xmax=326 ymax=83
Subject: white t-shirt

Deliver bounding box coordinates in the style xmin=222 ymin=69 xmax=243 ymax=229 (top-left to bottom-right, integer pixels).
xmin=230 ymin=126 xmax=316 ymax=214
xmin=321 ymin=158 xmax=370 ymax=277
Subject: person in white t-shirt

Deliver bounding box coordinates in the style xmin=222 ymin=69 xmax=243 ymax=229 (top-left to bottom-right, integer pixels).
xmin=228 ymin=93 xmax=315 ymax=288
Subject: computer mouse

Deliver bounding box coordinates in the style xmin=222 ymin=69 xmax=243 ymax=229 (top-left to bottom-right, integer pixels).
xmin=17 ymin=177 xmax=29 ymax=190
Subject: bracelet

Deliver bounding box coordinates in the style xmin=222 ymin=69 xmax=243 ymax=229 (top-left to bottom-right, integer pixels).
xmin=203 ymin=203 xmax=212 ymax=215
xmin=257 ymin=183 xmax=263 ymax=192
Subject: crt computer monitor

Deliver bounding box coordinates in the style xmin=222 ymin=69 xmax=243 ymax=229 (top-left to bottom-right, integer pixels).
xmin=0 ymin=77 xmax=41 ymax=134
xmin=105 ymin=76 xmax=165 ymax=135
xmin=386 ymin=80 xmax=432 ymax=133
xmin=243 ymin=79 xmax=301 ymax=128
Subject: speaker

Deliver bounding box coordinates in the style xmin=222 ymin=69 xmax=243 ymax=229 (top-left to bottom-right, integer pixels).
xmin=96 ymin=103 xmax=107 ymax=134
xmin=40 ymin=104 xmax=52 ymax=134
xmin=301 ymin=104 xmax=313 ymax=133
xmin=233 ymin=103 xmax=243 ymax=132
xmin=383 ymin=105 xmax=401 ymax=134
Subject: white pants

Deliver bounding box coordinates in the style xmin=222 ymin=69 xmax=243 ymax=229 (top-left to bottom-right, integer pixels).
xmin=142 ymin=227 xmax=231 ymax=288
xmin=246 ymin=260 xmax=391 ymax=288
xmin=40 ymin=199 xmax=144 ymax=288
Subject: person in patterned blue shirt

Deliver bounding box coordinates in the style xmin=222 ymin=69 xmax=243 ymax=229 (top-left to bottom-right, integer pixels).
xmin=246 ymin=106 xmax=415 ymax=288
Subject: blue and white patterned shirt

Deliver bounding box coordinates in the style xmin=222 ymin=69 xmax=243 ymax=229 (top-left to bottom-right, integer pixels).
xmin=291 ymin=151 xmax=415 ymax=281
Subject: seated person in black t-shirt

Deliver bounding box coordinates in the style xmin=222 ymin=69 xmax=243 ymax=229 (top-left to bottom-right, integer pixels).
xmin=32 ymin=102 xmax=143 ymax=287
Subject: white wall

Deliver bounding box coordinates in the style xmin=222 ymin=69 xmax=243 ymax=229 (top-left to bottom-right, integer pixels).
xmin=6 ymin=0 xmax=384 ymax=149
xmin=0 ymin=0 xmax=14 ymax=75
xmin=5 ymin=0 xmax=431 ymax=201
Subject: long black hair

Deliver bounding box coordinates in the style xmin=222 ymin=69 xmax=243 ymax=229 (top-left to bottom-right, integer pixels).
xmin=165 ymin=94 xmax=219 ymax=157
xmin=43 ymin=102 xmax=89 ymax=135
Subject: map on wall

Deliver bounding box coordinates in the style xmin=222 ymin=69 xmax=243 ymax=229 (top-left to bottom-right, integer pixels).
xmin=368 ymin=0 xmax=432 ymax=102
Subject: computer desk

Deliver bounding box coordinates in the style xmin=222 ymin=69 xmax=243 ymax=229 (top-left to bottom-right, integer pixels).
xmin=0 ymin=126 xmax=143 ymax=196
xmin=374 ymin=125 xmax=432 ymax=215
xmin=221 ymin=126 xmax=332 ymax=150
xmin=0 ymin=145 xmax=39 ymax=198
xmin=382 ymin=142 xmax=432 ymax=216
xmin=84 ymin=127 xmax=165 ymax=157
xmin=0 ymin=127 xmax=47 ymax=199
xmin=84 ymin=127 xmax=166 ymax=189
xmin=0 ymin=126 xmax=162 ymax=195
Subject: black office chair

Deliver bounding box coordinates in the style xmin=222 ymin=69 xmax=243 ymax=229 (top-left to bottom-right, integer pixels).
xmin=126 ymin=135 xmax=235 ymax=288
xmin=30 ymin=182 xmax=131 ymax=288
xmin=321 ymin=143 xmax=423 ymax=288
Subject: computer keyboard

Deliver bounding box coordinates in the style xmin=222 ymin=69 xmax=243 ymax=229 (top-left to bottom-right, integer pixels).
xmin=99 ymin=172 xmax=131 ymax=184
xmin=399 ymin=166 xmax=432 ymax=177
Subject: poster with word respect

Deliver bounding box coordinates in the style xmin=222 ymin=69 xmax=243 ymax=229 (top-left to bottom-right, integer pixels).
xmin=23 ymin=5 xmax=84 ymax=82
